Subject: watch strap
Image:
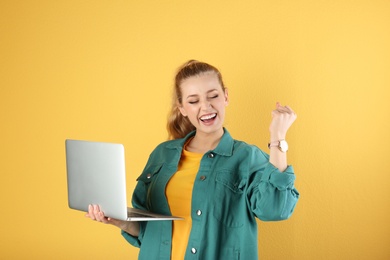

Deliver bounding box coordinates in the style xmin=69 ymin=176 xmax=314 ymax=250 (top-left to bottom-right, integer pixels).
xmin=268 ymin=139 xmax=288 ymax=152
xmin=268 ymin=140 xmax=280 ymax=149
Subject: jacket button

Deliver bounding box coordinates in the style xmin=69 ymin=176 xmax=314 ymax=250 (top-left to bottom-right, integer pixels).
xmin=146 ymin=173 xmax=152 ymax=179
xmin=191 ymin=248 xmax=197 ymax=254
xmin=199 ymin=175 xmax=206 ymax=181
xmin=208 ymin=153 xmax=215 ymax=158
xmin=196 ymin=210 xmax=202 ymax=216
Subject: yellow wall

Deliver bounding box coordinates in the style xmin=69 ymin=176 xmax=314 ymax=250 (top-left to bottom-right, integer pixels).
xmin=1 ymin=1 xmax=389 ymax=259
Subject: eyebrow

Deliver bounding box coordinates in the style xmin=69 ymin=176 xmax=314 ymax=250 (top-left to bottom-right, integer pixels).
xmin=185 ymin=89 xmax=219 ymax=99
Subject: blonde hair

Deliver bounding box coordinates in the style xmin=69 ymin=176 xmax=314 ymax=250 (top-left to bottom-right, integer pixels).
xmin=167 ymin=60 xmax=226 ymax=140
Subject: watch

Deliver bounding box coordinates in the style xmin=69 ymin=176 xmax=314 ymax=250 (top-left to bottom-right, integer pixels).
xmin=268 ymin=140 xmax=288 ymax=152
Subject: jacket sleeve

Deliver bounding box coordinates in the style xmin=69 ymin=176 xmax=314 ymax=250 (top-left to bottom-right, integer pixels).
xmin=120 ymin=185 xmax=149 ymax=247
xmin=120 ymin=174 xmax=149 ymax=247
xmin=120 ymin=150 xmax=158 ymax=247
xmin=121 ymin=224 xmax=146 ymax=248
xmin=247 ymin=148 xmax=299 ymax=221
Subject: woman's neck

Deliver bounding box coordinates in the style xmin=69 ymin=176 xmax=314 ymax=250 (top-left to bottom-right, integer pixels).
xmin=185 ymin=128 xmax=224 ymax=154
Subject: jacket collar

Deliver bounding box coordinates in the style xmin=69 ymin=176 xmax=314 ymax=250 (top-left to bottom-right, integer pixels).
xmin=213 ymin=128 xmax=234 ymax=156
xmin=166 ymin=128 xmax=234 ymax=157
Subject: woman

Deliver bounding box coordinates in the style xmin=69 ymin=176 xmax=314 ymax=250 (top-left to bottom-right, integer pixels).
xmin=87 ymin=60 xmax=299 ymax=259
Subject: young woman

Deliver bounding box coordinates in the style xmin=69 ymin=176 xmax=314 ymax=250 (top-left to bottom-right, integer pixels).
xmin=86 ymin=60 xmax=299 ymax=259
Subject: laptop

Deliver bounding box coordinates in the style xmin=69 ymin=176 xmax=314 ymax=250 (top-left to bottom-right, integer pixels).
xmin=65 ymin=139 xmax=182 ymax=221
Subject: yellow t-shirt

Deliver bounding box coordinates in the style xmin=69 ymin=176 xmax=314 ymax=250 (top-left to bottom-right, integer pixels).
xmin=165 ymin=148 xmax=202 ymax=260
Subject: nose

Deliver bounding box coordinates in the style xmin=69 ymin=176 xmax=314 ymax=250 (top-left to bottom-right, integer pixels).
xmin=201 ymin=100 xmax=211 ymax=109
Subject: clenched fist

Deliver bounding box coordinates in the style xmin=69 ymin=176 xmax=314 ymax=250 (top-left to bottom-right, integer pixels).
xmin=269 ymin=102 xmax=297 ymax=141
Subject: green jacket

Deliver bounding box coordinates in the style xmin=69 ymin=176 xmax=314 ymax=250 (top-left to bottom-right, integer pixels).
xmin=122 ymin=129 xmax=299 ymax=259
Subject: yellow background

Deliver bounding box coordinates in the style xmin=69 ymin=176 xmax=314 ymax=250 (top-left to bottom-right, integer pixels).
xmin=1 ymin=0 xmax=389 ymax=259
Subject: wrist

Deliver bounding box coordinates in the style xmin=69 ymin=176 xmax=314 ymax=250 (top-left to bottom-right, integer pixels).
xmin=126 ymin=221 xmax=140 ymax=237
xmin=269 ymin=134 xmax=286 ymax=143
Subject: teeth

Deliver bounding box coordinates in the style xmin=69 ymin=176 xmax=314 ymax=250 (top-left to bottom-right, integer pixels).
xmin=200 ymin=113 xmax=216 ymax=120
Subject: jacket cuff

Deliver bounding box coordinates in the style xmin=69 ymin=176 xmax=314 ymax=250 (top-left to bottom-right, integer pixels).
xmin=121 ymin=222 xmax=146 ymax=248
xmin=261 ymin=164 xmax=296 ymax=190
xmin=121 ymin=230 xmax=141 ymax=247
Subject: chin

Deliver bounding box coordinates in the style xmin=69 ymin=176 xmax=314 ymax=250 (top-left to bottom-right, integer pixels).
xmin=198 ymin=125 xmax=224 ymax=135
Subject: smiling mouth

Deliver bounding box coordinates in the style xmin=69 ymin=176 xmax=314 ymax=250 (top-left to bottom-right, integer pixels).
xmin=200 ymin=113 xmax=217 ymax=122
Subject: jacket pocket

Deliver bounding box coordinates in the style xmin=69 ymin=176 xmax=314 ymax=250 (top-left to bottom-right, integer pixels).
xmin=135 ymin=164 xmax=163 ymax=209
xmin=216 ymin=247 xmax=240 ymax=260
xmin=136 ymin=164 xmax=163 ymax=183
xmin=213 ymin=169 xmax=246 ymax=228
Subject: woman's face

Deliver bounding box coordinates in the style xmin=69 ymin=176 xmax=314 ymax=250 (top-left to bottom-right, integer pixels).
xmin=178 ymin=72 xmax=228 ymax=136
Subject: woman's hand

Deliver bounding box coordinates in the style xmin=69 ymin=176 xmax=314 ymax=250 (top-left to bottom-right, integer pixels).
xmin=86 ymin=204 xmax=124 ymax=227
xmin=85 ymin=204 xmax=140 ymax=236
xmin=269 ymin=102 xmax=297 ymax=141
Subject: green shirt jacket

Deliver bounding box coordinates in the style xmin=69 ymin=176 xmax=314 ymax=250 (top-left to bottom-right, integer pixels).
xmin=122 ymin=129 xmax=299 ymax=260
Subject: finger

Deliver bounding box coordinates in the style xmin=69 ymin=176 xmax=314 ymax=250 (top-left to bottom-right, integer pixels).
xmin=94 ymin=204 xmax=102 ymax=213
xmin=107 ymin=217 xmax=127 ymax=229
xmin=87 ymin=204 xmax=96 ymax=220
xmin=274 ymin=108 xmax=289 ymax=115
xmin=284 ymin=105 xmax=297 ymax=116
xmin=96 ymin=207 xmax=109 ymax=223
xmin=271 ymin=109 xmax=278 ymax=117
xmin=94 ymin=205 xmax=105 ymax=221
xmin=277 ymin=104 xmax=294 ymax=114
xmin=276 ymin=104 xmax=289 ymax=112
xmin=283 ymin=105 xmax=293 ymax=112
xmin=94 ymin=205 xmax=104 ymax=221
xmin=97 ymin=211 xmax=108 ymax=223
xmin=105 ymin=217 xmax=117 ymax=225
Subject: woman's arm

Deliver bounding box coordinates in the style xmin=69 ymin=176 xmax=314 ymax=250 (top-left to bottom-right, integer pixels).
xmin=86 ymin=204 xmax=140 ymax=237
xmin=268 ymin=102 xmax=297 ymax=172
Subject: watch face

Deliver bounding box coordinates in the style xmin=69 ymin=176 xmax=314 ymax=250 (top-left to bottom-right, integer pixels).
xmin=279 ymin=140 xmax=288 ymax=152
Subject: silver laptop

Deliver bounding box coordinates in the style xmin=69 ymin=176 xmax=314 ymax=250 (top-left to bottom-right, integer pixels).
xmin=65 ymin=139 xmax=182 ymax=221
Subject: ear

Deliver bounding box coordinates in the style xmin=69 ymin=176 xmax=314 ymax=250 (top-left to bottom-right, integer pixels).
xmin=177 ymin=101 xmax=187 ymax=117
xmin=224 ymin=88 xmax=229 ymax=106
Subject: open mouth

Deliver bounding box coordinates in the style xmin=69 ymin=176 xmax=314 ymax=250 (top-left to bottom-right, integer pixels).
xmin=200 ymin=113 xmax=217 ymax=123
